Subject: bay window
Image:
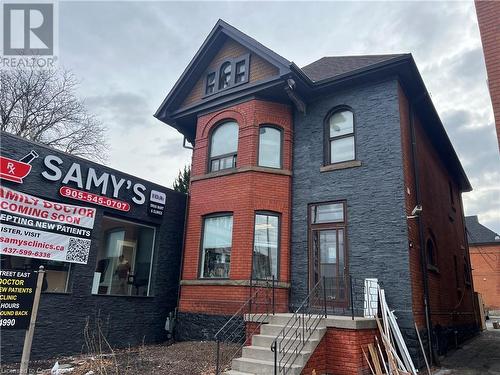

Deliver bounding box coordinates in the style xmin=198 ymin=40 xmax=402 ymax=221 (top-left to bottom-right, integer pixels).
xmin=200 ymin=214 xmax=233 ymax=278
xmin=252 ymin=212 xmax=279 ymax=279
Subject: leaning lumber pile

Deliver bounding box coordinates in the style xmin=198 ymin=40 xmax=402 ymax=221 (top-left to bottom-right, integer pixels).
xmin=361 ymin=286 xmax=429 ymax=375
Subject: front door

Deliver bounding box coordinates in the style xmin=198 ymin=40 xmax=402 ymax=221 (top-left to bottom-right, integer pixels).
xmin=309 ymin=202 xmax=348 ymax=306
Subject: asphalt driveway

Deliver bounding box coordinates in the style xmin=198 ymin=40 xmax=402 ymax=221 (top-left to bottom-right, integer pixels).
xmin=435 ymin=321 xmax=500 ymax=375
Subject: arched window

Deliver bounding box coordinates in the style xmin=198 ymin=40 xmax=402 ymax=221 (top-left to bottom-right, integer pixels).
xmin=327 ymin=109 xmax=355 ymax=164
xmin=426 ymin=237 xmax=438 ymax=268
xmin=219 ymin=61 xmax=232 ymax=89
xmin=258 ymin=126 xmax=282 ymax=168
xmin=209 ymin=121 xmax=238 ymax=172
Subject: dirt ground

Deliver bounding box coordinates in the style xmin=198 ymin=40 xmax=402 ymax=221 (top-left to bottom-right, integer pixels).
xmin=0 ymin=341 xmax=228 ymax=375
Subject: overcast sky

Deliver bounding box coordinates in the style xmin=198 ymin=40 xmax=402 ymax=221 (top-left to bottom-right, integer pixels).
xmin=58 ymin=1 xmax=500 ymax=233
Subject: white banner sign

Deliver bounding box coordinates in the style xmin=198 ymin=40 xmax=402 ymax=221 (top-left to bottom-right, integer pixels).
xmin=0 ymin=186 xmax=96 ymax=264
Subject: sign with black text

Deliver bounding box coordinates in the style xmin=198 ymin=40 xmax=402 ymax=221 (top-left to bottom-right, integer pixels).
xmin=0 ymin=186 xmax=96 ymax=264
xmin=148 ymin=189 xmax=166 ymax=217
xmin=0 ymin=269 xmax=37 ymax=329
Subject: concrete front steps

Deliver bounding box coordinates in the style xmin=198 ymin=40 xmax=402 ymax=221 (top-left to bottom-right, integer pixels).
xmin=224 ymin=313 xmax=326 ymax=375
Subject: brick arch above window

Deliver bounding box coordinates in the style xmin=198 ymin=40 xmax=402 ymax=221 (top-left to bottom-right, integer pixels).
xmin=198 ymin=109 xmax=247 ymax=140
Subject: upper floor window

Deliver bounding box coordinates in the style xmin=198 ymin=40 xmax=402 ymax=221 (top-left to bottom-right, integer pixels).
xmin=258 ymin=126 xmax=282 ymax=168
xmin=219 ymin=62 xmax=232 ymax=90
xmin=235 ymin=60 xmax=246 ymax=84
xmin=209 ymin=121 xmax=238 ymax=172
xmin=327 ymin=109 xmax=355 ymax=164
xmin=200 ymin=214 xmax=233 ymax=278
xmin=204 ymin=55 xmax=250 ymax=96
xmin=464 ymin=256 xmax=471 ymax=285
xmin=426 ymin=236 xmax=438 ymax=270
xmin=206 ymin=72 xmax=216 ymax=95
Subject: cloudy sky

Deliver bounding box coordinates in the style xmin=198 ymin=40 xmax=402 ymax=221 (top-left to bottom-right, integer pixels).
xmin=58 ymin=1 xmax=500 ymax=233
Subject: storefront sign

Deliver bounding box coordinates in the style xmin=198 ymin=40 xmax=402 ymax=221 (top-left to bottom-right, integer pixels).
xmin=42 ymin=155 xmax=146 ymax=207
xmin=148 ymin=190 xmax=166 ymax=217
xmin=0 ymin=151 xmax=39 ymax=184
xmin=60 ymin=186 xmax=130 ymax=212
xmin=0 ymin=269 xmax=37 ymax=329
xmin=0 ymin=186 xmax=96 ymax=264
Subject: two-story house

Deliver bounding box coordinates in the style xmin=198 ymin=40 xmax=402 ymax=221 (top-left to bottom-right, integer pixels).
xmin=155 ymin=20 xmax=478 ymax=372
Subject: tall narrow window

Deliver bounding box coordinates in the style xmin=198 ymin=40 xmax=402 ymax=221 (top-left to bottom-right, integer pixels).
xmin=252 ymin=213 xmax=279 ymax=279
xmin=327 ymin=110 xmax=355 ymax=164
xmin=426 ymin=237 xmax=438 ymax=269
xmin=219 ymin=61 xmax=232 ymax=89
xmin=206 ymin=72 xmax=216 ymax=95
xmin=258 ymin=126 xmax=282 ymax=168
xmin=235 ymin=60 xmax=246 ymax=84
xmin=464 ymin=256 xmax=471 ymax=285
xmin=209 ymin=121 xmax=238 ymax=172
xmin=200 ymin=215 xmax=233 ymax=278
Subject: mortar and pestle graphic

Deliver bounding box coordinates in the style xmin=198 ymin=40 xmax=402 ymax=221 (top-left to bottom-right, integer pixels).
xmin=0 ymin=150 xmax=39 ymax=183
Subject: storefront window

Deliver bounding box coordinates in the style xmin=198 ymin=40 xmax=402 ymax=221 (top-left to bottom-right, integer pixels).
xmin=252 ymin=213 xmax=279 ymax=280
xmin=93 ymin=216 xmax=155 ymax=296
xmin=0 ymin=256 xmax=70 ymax=293
xmin=200 ymin=215 xmax=233 ymax=278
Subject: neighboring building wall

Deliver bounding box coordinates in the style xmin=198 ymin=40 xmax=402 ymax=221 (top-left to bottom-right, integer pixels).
xmin=398 ymin=86 xmax=478 ymax=358
xmin=292 ymin=79 xmax=413 ymax=324
xmin=470 ymin=243 xmax=500 ymax=312
xmin=475 ymin=0 xmax=500 ymax=149
xmin=0 ymin=133 xmax=186 ymax=362
xmin=177 ymin=99 xmax=293 ymax=340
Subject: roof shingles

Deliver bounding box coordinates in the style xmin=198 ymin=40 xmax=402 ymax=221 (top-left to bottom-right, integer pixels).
xmin=301 ymin=54 xmax=407 ymax=82
xmin=465 ymin=215 xmax=500 ymax=244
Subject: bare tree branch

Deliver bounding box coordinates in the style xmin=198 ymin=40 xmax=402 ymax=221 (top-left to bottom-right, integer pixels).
xmin=0 ymin=66 xmax=109 ymax=163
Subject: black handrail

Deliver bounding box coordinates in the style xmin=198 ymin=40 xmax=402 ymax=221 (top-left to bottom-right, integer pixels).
xmin=214 ymin=276 xmax=276 ymax=375
xmin=270 ymin=278 xmax=327 ymax=375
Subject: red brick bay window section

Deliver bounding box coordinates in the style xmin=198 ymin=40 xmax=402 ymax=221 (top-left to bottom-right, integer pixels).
xmin=200 ymin=214 xmax=233 ymax=279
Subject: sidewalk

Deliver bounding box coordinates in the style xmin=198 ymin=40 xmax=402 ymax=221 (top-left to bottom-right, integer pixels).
xmin=435 ymin=320 xmax=500 ymax=375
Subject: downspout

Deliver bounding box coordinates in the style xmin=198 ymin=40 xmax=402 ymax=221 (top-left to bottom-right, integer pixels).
xmin=408 ymin=100 xmax=434 ymax=365
xmin=174 ymin=137 xmax=193 ymax=339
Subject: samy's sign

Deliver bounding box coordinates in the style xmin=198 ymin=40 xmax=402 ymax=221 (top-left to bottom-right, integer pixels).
xmin=41 ymin=155 xmax=146 ymax=212
xmin=0 ymin=186 xmax=95 ymax=264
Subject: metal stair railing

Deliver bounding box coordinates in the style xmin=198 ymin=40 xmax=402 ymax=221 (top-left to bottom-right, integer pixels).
xmin=270 ymin=277 xmax=327 ymax=375
xmin=214 ymin=276 xmax=276 ymax=375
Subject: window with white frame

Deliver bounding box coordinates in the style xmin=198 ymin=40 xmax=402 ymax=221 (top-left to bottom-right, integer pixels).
xmin=200 ymin=214 xmax=233 ymax=278
xmin=252 ymin=212 xmax=279 ymax=279
xmin=327 ymin=109 xmax=355 ymax=164
xmin=209 ymin=121 xmax=238 ymax=172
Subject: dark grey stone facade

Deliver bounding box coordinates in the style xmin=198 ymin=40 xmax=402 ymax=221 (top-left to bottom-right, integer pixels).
xmin=1 ymin=132 xmax=186 ymax=362
xmin=291 ymin=78 xmax=414 ymax=326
